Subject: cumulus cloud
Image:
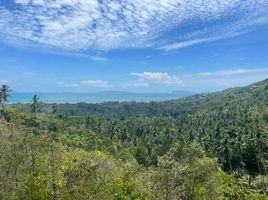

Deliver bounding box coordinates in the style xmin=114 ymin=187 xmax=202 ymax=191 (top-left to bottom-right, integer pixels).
xmin=0 ymin=0 xmax=268 ymax=51
xmin=129 ymin=68 xmax=268 ymax=91
xmin=131 ymin=72 xmax=183 ymax=87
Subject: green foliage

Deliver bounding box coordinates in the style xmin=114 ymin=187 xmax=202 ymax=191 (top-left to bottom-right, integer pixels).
xmin=263 ymin=108 xmax=268 ymax=123
xmin=1 ymin=79 xmax=268 ymax=199
xmin=151 ymin=146 xmax=222 ymax=200
xmin=0 ymin=120 xmax=150 ymax=199
xmin=220 ymin=173 xmax=268 ymax=200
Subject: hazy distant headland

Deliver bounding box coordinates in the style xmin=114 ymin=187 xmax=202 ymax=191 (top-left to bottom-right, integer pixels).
xmin=10 ymin=91 xmax=195 ymax=104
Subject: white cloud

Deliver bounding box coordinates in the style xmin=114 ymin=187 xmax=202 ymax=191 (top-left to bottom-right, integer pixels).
xmin=181 ymin=68 xmax=268 ymax=91
xmin=1 ymin=80 xmax=8 ymax=84
xmin=57 ymin=80 xmax=112 ymax=88
xmin=57 ymin=81 xmax=78 ymax=88
xmin=131 ymin=82 xmax=150 ymax=88
xmin=0 ymin=0 xmax=267 ymax=51
xmin=197 ymin=68 xmax=257 ymax=76
xmin=159 ymin=24 xmax=254 ymax=51
xmin=81 ymin=80 xmax=111 ymax=88
xmin=131 ymin=72 xmax=183 ymax=86
xmin=15 ymin=0 xmax=30 ymax=4
xmin=48 ymin=51 xmax=109 ymax=62
xmin=159 ymin=39 xmax=208 ymax=51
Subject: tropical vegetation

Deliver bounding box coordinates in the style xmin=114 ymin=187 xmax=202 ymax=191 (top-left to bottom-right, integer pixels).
xmin=0 ymin=79 xmax=268 ymax=199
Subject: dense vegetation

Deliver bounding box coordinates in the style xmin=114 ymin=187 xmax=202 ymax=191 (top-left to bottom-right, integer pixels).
xmin=1 ymin=79 xmax=268 ymax=199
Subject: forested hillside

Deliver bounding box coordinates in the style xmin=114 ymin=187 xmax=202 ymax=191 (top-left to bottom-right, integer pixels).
xmin=1 ymin=79 xmax=268 ymax=199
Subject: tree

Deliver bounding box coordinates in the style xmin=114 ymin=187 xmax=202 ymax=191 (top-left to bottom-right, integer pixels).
xmin=0 ymin=84 xmax=11 ymax=111
xmin=217 ymin=134 xmax=234 ymax=173
xmin=235 ymin=130 xmax=245 ymax=173
xmin=151 ymin=147 xmax=222 ymax=200
xmin=31 ymin=94 xmax=40 ymax=114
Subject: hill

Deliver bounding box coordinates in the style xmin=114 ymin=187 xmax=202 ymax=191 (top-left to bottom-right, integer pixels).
xmin=1 ymin=78 xmax=268 ymax=199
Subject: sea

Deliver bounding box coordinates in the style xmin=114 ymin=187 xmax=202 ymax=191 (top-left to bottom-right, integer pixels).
xmin=9 ymin=92 xmax=193 ymax=104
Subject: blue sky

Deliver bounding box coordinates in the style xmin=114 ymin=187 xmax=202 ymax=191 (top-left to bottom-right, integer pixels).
xmin=0 ymin=0 xmax=268 ymax=93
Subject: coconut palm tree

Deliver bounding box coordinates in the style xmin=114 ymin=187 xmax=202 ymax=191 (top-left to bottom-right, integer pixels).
xmin=235 ymin=130 xmax=245 ymax=172
xmin=31 ymin=94 xmax=40 ymax=114
xmin=0 ymin=84 xmax=11 ymax=111
xmin=0 ymin=93 xmax=2 ymax=111
xmin=217 ymin=133 xmax=234 ymax=173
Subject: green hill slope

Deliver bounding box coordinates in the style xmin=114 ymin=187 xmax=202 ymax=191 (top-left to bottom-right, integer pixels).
xmin=1 ymin=78 xmax=268 ymax=199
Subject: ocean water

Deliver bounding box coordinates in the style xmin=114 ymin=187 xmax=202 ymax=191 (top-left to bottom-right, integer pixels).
xmin=9 ymin=92 xmax=193 ymax=104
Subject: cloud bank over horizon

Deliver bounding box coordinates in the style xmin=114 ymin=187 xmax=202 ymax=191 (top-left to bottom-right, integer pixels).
xmin=0 ymin=0 xmax=268 ymax=52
